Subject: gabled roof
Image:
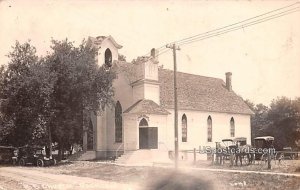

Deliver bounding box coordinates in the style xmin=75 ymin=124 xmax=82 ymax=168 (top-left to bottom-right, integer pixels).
xmin=123 ymin=99 xmax=170 ymax=115
xmin=117 ymin=62 xmax=253 ymax=115
xmin=87 ymin=35 xmax=123 ymax=49
xmin=159 ymin=69 xmax=253 ymax=115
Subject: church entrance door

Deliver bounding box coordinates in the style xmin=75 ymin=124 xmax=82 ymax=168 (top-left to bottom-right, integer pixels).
xmin=139 ymin=127 xmax=158 ymax=149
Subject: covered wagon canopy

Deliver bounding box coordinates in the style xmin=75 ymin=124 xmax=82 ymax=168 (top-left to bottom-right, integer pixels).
xmin=233 ymin=137 xmax=247 ymax=142
xmin=221 ymin=137 xmax=247 ymax=142
xmin=222 ymin=137 xmax=234 ymax=142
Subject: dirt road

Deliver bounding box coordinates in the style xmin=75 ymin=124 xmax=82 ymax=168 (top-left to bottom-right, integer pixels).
xmin=0 ymin=167 xmax=138 ymax=190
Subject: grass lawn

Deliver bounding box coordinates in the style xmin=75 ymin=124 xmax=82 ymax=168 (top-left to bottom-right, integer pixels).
xmin=27 ymin=160 xmax=300 ymax=190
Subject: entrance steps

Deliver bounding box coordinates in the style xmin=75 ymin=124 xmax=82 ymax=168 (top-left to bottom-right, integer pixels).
xmin=114 ymin=149 xmax=172 ymax=166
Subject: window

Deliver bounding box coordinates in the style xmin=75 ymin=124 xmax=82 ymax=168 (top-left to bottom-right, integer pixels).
xmin=115 ymin=101 xmax=122 ymax=143
xmin=230 ymin=117 xmax=235 ymax=137
xmin=139 ymin=118 xmax=148 ymax=127
xmin=207 ymin=116 xmax=212 ymax=142
xmin=182 ymin=114 xmax=187 ymax=142
xmin=105 ymin=48 xmax=112 ymax=67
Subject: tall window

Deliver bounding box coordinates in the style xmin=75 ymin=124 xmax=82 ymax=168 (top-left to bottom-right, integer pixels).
xmin=182 ymin=114 xmax=187 ymax=142
xmin=139 ymin=118 xmax=148 ymax=127
xmin=115 ymin=101 xmax=122 ymax=143
xmin=105 ymin=48 xmax=112 ymax=67
xmin=207 ymin=116 xmax=212 ymax=142
xmin=230 ymin=117 xmax=235 ymax=137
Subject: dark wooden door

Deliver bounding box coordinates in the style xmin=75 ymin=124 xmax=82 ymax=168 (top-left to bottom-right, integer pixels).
xmin=148 ymin=127 xmax=158 ymax=149
xmin=139 ymin=128 xmax=148 ymax=149
xmin=139 ymin=127 xmax=158 ymax=149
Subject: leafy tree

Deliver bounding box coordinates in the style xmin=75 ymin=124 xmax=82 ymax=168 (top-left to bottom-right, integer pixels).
xmin=0 ymin=39 xmax=116 ymax=161
xmin=45 ymin=39 xmax=116 ymax=160
xmin=247 ymin=97 xmax=300 ymax=150
xmin=0 ymin=41 xmax=53 ymax=146
xmin=245 ymin=100 xmax=270 ymax=144
xmin=267 ymin=97 xmax=300 ymax=149
xmin=118 ymin=53 xmax=126 ymax=62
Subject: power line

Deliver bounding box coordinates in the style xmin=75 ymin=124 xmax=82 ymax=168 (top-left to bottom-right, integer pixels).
xmin=177 ymin=7 xmax=299 ymax=46
xmin=145 ymin=2 xmax=299 ymax=56
xmin=173 ymin=2 xmax=299 ymax=45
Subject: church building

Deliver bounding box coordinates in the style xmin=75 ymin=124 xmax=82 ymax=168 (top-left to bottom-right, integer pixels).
xmin=80 ymin=36 xmax=253 ymax=163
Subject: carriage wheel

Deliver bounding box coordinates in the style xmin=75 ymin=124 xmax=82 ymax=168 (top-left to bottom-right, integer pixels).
xmin=37 ymin=159 xmax=44 ymax=167
xmin=243 ymin=155 xmax=250 ymax=165
xmin=260 ymin=154 xmax=267 ymax=165
xmin=19 ymin=158 xmax=26 ymax=166
xmin=291 ymin=154 xmax=295 ymax=160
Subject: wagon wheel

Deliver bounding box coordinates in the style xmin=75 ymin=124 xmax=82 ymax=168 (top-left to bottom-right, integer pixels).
xmin=291 ymin=154 xmax=295 ymax=160
xmin=260 ymin=154 xmax=267 ymax=165
xmin=19 ymin=158 xmax=26 ymax=166
xmin=243 ymin=155 xmax=250 ymax=165
xmin=36 ymin=159 xmax=44 ymax=167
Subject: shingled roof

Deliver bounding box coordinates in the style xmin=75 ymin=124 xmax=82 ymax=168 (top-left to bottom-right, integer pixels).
xmin=124 ymin=99 xmax=170 ymax=115
xmin=117 ymin=62 xmax=253 ymax=115
xmin=159 ymin=69 xmax=253 ymax=115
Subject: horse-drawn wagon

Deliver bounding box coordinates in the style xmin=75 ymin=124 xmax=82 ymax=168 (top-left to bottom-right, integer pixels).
xmin=253 ymin=136 xmax=275 ymax=161
xmin=215 ymin=137 xmax=253 ymax=166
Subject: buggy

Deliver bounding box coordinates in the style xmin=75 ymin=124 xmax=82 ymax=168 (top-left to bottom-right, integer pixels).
xmin=254 ymin=136 xmax=275 ymax=161
xmin=222 ymin=137 xmax=253 ymax=166
xmin=282 ymin=147 xmax=298 ymax=160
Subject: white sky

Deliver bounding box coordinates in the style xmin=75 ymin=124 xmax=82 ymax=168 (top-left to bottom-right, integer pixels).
xmin=0 ymin=0 xmax=299 ymax=105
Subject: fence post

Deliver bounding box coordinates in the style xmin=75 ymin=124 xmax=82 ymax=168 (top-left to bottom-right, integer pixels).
xmin=193 ymin=148 xmax=196 ymax=165
xmin=268 ymin=149 xmax=271 ymax=169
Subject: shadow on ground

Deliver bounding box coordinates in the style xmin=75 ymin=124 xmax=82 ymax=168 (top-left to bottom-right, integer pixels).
xmin=144 ymin=171 xmax=213 ymax=190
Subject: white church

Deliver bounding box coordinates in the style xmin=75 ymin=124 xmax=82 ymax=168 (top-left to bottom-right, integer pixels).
xmin=79 ymin=35 xmax=253 ymax=163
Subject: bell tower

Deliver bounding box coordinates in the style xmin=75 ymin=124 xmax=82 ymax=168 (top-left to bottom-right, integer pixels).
xmin=87 ymin=36 xmax=122 ymax=68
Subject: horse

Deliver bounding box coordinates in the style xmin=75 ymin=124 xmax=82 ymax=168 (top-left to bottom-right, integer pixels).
xmin=214 ymin=142 xmax=227 ymax=165
xmin=233 ymin=143 xmax=254 ymax=166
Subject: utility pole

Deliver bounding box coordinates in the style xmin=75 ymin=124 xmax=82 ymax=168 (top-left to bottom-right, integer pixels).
xmin=166 ymin=43 xmax=180 ymax=169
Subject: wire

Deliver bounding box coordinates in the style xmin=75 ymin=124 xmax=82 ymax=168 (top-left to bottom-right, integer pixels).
xmin=156 ymin=49 xmax=171 ymax=57
xmin=171 ymin=2 xmax=299 ymax=46
xmin=144 ymin=2 xmax=299 ymax=56
xmin=177 ymin=7 xmax=299 ymax=46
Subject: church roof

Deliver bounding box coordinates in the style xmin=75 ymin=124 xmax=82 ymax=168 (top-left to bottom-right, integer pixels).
xmin=87 ymin=35 xmax=123 ymax=49
xmin=118 ymin=62 xmax=253 ymax=115
xmin=123 ymin=99 xmax=170 ymax=115
xmin=159 ymin=69 xmax=254 ymax=115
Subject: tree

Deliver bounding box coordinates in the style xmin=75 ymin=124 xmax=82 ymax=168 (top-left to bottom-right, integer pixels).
xmin=0 ymin=41 xmax=53 ymax=146
xmin=118 ymin=53 xmax=126 ymax=62
xmin=245 ymin=100 xmax=270 ymax=144
xmin=0 ymin=39 xmax=116 ymax=161
xmin=45 ymin=39 xmax=116 ymax=160
xmin=247 ymin=97 xmax=300 ymax=150
xmin=267 ymin=97 xmax=300 ymax=149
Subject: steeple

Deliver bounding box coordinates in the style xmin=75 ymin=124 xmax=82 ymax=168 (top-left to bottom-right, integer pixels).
xmin=87 ymin=36 xmax=122 ymax=68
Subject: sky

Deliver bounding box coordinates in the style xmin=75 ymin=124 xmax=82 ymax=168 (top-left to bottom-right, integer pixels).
xmin=0 ymin=0 xmax=299 ymax=106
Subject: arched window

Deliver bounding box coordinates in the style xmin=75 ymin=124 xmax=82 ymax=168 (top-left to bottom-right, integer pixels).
xmin=182 ymin=114 xmax=187 ymax=142
xmin=115 ymin=101 xmax=122 ymax=143
xmin=105 ymin=48 xmax=112 ymax=67
xmin=139 ymin=118 xmax=148 ymax=127
xmin=207 ymin=116 xmax=212 ymax=142
xmin=230 ymin=117 xmax=235 ymax=137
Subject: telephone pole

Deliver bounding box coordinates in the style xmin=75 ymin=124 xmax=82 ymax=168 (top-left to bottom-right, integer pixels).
xmin=166 ymin=43 xmax=180 ymax=169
